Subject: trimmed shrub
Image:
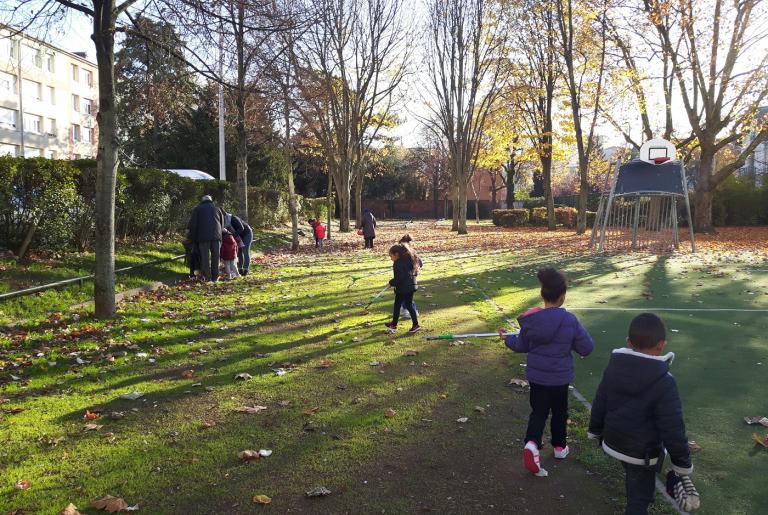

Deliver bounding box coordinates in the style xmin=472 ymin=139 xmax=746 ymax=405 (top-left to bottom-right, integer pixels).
xmin=531 ymin=207 xmax=548 ymax=225
xmin=555 ymin=207 xmax=578 ymax=227
xmin=300 ymin=197 xmax=329 ymax=222
xmin=586 ymin=210 xmax=597 ymax=228
xmin=499 ymin=209 xmax=529 ymax=227
xmin=491 ymin=209 xmax=506 ymax=226
xmin=713 ymin=176 xmax=764 ymax=226
xmin=522 ymin=197 xmax=546 ymax=209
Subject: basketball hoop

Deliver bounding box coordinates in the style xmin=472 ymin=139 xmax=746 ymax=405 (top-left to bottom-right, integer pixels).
xmin=653 ymin=157 xmax=671 ymax=164
xmin=639 ymin=138 xmax=677 ymax=164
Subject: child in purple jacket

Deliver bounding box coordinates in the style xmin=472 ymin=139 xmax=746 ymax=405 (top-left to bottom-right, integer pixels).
xmin=499 ymin=267 xmax=594 ymax=477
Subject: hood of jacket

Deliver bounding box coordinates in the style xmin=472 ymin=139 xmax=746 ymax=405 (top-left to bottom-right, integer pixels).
xmin=517 ymin=307 xmax=569 ymax=345
xmin=605 ymin=347 xmax=675 ymax=396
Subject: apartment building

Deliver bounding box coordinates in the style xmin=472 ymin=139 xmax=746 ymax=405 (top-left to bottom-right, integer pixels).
xmin=740 ymin=106 xmax=768 ymax=187
xmin=0 ymin=26 xmax=98 ymax=159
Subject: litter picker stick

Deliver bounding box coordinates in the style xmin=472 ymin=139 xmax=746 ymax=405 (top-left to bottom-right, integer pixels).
xmin=363 ymin=285 xmax=390 ymax=309
xmin=425 ymin=332 xmax=519 ymax=341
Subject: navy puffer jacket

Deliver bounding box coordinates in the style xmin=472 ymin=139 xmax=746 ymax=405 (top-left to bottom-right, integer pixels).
xmin=588 ymin=348 xmax=692 ymax=474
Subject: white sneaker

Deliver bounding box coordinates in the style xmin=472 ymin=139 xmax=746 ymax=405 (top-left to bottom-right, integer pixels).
xmin=554 ymin=445 xmax=570 ymax=459
xmin=523 ymin=441 xmax=548 ymax=476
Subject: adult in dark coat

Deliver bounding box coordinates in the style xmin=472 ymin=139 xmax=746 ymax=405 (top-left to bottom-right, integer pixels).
xmin=362 ymin=208 xmax=377 ymax=249
xmin=187 ymin=195 xmax=225 ymax=282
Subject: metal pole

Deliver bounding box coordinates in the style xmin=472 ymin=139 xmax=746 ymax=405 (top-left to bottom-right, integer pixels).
xmin=217 ymin=22 xmax=226 ymax=181
xmin=631 ymin=196 xmax=641 ymax=250
xmin=681 ymin=165 xmax=696 ymax=252
xmin=589 ymin=160 xmax=615 ymax=249
xmin=598 ymin=163 xmax=620 ymax=253
xmin=672 ymin=197 xmax=680 ymax=249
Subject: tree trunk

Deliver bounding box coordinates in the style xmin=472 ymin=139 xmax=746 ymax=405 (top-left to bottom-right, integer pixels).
xmin=543 ymin=156 xmax=555 ymax=231
xmin=451 ymin=181 xmax=459 ymax=231
xmin=234 ymin=3 xmax=248 ymax=221
xmin=457 ymin=183 xmax=468 ymax=234
xmin=471 ymin=179 xmax=480 ymax=223
xmin=355 ymin=172 xmax=363 ymax=228
xmin=506 ymin=163 xmax=515 ymax=207
xmin=432 ymin=166 xmax=439 ymax=218
xmin=577 ymin=171 xmax=588 ymax=234
xmin=694 ymin=151 xmax=715 ymax=233
xmin=92 ymin=4 xmax=118 ymax=319
xmin=287 ymin=172 xmax=299 ymax=250
xmin=490 ymin=173 xmax=497 ymax=209
xmin=327 ymin=170 xmax=333 ymax=239
xmin=335 ymin=170 xmax=351 ymax=232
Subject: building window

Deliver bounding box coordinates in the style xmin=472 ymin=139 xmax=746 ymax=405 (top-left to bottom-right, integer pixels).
xmin=0 ymin=143 xmax=17 ymax=156
xmin=0 ymin=39 xmax=15 ymax=60
xmin=72 ymin=94 xmax=80 ymax=112
xmin=47 ymin=86 xmax=55 ymax=104
xmin=25 ymin=147 xmax=42 ymax=158
xmin=84 ymin=127 xmax=93 ymax=143
xmin=82 ymin=98 xmax=92 ymax=114
xmin=71 ymin=63 xmax=79 ymax=82
xmin=45 ymin=53 xmax=55 ymax=73
xmin=24 ymin=113 xmax=43 ymax=133
xmin=0 ymin=107 xmax=18 ymax=129
xmin=22 ymin=45 xmax=42 ymax=68
xmin=46 ymin=149 xmax=56 ymax=159
xmin=0 ymin=71 xmax=16 ymax=94
xmin=84 ymin=70 xmax=93 ymax=87
xmin=22 ymin=79 xmax=42 ymax=101
xmin=47 ymin=118 xmax=57 ymax=136
xmin=72 ymin=124 xmax=81 ymax=142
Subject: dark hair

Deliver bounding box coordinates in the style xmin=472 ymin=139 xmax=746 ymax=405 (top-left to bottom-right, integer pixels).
xmin=389 ymin=244 xmax=420 ymax=272
xmin=628 ymin=313 xmax=666 ymax=349
xmin=537 ymin=267 xmax=567 ymax=302
xmin=399 ymin=234 xmax=413 ymax=244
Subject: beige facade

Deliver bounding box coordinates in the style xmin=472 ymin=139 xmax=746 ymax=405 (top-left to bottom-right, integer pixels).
xmin=0 ymin=27 xmax=98 ymax=159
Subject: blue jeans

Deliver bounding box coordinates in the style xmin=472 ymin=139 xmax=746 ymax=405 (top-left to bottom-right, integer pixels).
xmin=623 ymin=462 xmax=656 ymax=515
xmin=238 ymin=230 xmax=253 ymax=271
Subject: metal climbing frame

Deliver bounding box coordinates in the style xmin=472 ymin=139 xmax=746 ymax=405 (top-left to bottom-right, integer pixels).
xmin=590 ymin=159 xmax=696 ymax=254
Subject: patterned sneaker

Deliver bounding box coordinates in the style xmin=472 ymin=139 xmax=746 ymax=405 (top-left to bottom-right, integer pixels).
xmin=523 ymin=441 xmax=548 ymax=477
xmin=408 ymin=325 xmax=422 ymax=334
xmin=384 ymin=323 xmax=397 ymax=333
xmin=666 ymin=471 xmax=701 ymax=511
xmin=554 ymin=446 xmax=570 ymax=459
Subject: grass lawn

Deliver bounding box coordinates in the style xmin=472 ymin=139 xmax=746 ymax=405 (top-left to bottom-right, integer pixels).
xmin=1 ymin=222 xmax=766 ymax=514
xmin=0 ymin=232 xmax=288 ymax=327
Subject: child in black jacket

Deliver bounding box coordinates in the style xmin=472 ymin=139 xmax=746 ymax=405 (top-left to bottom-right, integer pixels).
xmin=384 ymin=244 xmax=420 ymax=334
xmin=588 ymin=313 xmax=696 ymax=515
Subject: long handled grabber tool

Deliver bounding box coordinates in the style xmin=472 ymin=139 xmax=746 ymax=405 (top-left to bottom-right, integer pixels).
xmin=362 ymin=285 xmax=390 ymax=312
xmin=425 ymin=331 xmax=519 ymax=341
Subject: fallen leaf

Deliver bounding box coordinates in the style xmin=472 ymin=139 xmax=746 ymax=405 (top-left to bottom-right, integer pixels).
xmin=253 ymin=495 xmax=272 ymax=505
xmin=474 ymin=406 xmax=486 ymax=414
xmin=15 ymin=479 xmax=31 ymax=490
xmin=181 ymin=370 xmax=194 ymax=378
xmin=239 ymin=450 xmax=261 ymax=462
xmin=234 ymin=405 xmax=268 ymax=414
xmin=90 ymin=495 xmax=129 ymax=512
xmin=84 ymin=410 xmax=101 ymax=420
xmin=119 ymin=392 xmax=144 ymax=400
xmin=508 ymin=378 xmax=530 ymax=388
xmin=84 ymin=423 xmax=103 ymax=431
xmin=303 ymin=407 xmax=320 ymax=416
xmin=315 ymin=360 xmax=335 ymax=369
xmin=753 ymin=433 xmax=768 ymax=448
xmin=403 ymin=350 xmax=418 ymax=356
xmin=277 ymin=400 xmax=291 ymax=407
xmin=200 ymin=421 xmax=216 ymax=429
xmin=305 ymin=486 xmax=332 ymax=497
xmin=384 ymin=408 xmax=397 ymax=418
xmin=259 ymin=449 xmax=273 ymax=457
xmin=234 ymin=373 xmax=253 ymax=380
xmin=456 ymin=417 xmax=469 ymax=423
xmin=744 ymin=416 xmax=768 ymax=427
xmin=59 ymin=503 xmax=81 ymax=515
xmin=688 ymin=441 xmax=702 ymax=451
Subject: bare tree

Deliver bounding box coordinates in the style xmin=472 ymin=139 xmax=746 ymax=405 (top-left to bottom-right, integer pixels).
xmin=289 ymin=0 xmax=409 ymax=232
xmin=511 ymin=0 xmax=559 ymax=230
xmin=422 ymin=0 xmax=510 ymax=234
xmin=555 ymin=0 xmax=608 ymax=233
xmin=644 ymin=0 xmax=768 ymax=232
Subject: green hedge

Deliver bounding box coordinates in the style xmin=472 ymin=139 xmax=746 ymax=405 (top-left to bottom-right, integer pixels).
xmin=713 ymin=176 xmax=768 ymax=226
xmin=0 ymin=157 xmax=230 ymax=253
xmin=247 ymin=189 xmax=326 ymax=229
xmin=500 ymin=209 xmax=529 ymax=227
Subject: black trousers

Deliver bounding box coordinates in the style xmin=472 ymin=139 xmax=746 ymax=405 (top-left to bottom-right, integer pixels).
xmin=525 ymin=383 xmax=569 ymax=448
xmin=623 ymin=463 xmax=656 ymax=515
xmin=392 ymin=291 xmax=418 ymax=326
xmin=197 ymin=240 xmax=221 ymax=282
xmin=364 ymin=236 xmax=374 ymax=248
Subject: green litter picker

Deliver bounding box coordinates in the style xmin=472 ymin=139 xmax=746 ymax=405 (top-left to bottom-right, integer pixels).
xmin=425 ymin=331 xmax=519 ymax=341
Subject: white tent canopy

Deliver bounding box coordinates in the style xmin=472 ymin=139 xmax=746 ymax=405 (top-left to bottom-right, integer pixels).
xmin=163 ymin=169 xmax=215 ymax=181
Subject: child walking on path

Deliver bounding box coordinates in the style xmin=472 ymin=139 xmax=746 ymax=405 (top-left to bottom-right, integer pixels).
xmin=499 ymin=267 xmax=594 ymax=477
xmin=220 ymin=229 xmax=240 ymax=280
xmin=384 ymin=244 xmax=421 ymax=334
xmin=588 ymin=313 xmax=697 ymax=515
xmin=398 ymin=234 xmax=423 ymax=321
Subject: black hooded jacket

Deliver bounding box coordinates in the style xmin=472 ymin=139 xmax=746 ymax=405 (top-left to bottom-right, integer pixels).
xmin=389 ymin=256 xmax=417 ymax=294
xmin=588 ymin=348 xmax=692 ymax=474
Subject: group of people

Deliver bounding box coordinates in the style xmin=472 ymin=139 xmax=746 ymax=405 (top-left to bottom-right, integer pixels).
xmin=382 ymin=243 xmax=697 ymax=513
xmin=184 ymin=195 xmax=253 ymax=282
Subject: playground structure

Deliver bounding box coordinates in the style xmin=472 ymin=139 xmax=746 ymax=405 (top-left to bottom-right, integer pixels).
xmin=590 ymin=139 xmax=696 ymax=253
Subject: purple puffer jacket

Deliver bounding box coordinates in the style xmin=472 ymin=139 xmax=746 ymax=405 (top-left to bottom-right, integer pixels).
xmin=504 ymin=307 xmax=594 ymax=386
